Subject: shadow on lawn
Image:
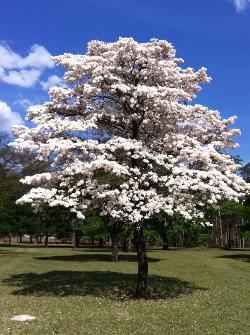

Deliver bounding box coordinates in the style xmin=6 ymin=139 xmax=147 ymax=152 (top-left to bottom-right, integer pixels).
xmin=34 ymin=254 xmax=160 ymax=263
xmin=217 ymin=254 xmax=250 ymax=263
xmin=3 ymin=271 xmax=206 ymax=299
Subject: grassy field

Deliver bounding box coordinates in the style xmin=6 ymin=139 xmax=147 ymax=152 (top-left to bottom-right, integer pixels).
xmin=0 ymin=247 xmax=250 ymax=335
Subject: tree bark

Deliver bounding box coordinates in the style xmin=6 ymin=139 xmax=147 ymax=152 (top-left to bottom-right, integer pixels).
xmin=109 ymin=221 xmax=121 ymax=262
xmin=228 ymin=224 xmax=232 ymax=249
xmin=122 ymin=238 xmax=129 ymax=252
xmin=99 ymin=238 xmax=104 ymax=248
xmin=8 ymin=233 xmax=12 ymax=247
xmin=162 ymin=240 xmax=168 ymax=250
xmin=72 ymin=230 xmax=79 ymax=249
xmin=72 ymin=220 xmax=80 ymax=249
xmin=162 ymin=230 xmax=169 ymax=250
xmin=134 ymin=226 xmax=148 ymax=298
xmin=219 ymin=208 xmax=224 ymax=248
xmin=111 ymin=235 xmax=119 ymax=262
xmin=44 ymin=232 xmax=49 ymax=247
xmin=35 ymin=235 xmax=40 ymax=244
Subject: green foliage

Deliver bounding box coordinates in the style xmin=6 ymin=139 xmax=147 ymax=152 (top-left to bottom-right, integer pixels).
xmin=80 ymin=214 xmax=107 ymax=240
xmin=240 ymin=162 xmax=250 ymax=183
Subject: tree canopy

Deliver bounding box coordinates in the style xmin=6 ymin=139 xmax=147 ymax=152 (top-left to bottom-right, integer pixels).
xmin=10 ymin=38 xmax=249 ymax=296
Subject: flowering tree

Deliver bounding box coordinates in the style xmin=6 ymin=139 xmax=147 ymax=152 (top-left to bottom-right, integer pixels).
xmin=11 ymin=38 xmax=249 ymax=297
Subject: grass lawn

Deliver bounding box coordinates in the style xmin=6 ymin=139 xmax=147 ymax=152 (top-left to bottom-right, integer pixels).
xmin=0 ymin=247 xmax=250 ymax=335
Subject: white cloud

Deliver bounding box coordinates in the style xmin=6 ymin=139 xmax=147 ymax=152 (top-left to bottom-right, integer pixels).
xmin=18 ymin=45 xmax=54 ymax=69
xmin=0 ymin=44 xmax=54 ymax=70
xmin=0 ymin=43 xmax=54 ymax=88
xmin=0 ymin=45 xmax=20 ymax=70
xmin=232 ymin=0 xmax=250 ymax=12
xmin=14 ymin=98 xmax=33 ymax=108
xmin=0 ymin=69 xmax=41 ymax=88
xmin=40 ymin=75 xmax=65 ymax=90
xmin=0 ymin=100 xmax=23 ymax=131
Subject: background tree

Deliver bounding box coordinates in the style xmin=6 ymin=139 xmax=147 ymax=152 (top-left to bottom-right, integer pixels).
xmin=81 ymin=213 xmax=107 ymax=248
xmin=240 ymin=163 xmax=250 ymax=183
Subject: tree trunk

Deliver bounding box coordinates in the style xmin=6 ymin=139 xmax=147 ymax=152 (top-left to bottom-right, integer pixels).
xmin=228 ymin=224 xmax=232 ymax=249
xmin=44 ymin=233 xmax=49 ymax=247
xmin=19 ymin=233 xmax=23 ymax=244
xmin=99 ymin=238 xmax=104 ymax=248
xmin=29 ymin=235 xmax=33 ymax=244
xmin=72 ymin=220 xmax=80 ymax=249
xmin=8 ymin=233 xmax=12 ymax=247
xmin=162 ymin=241 xmax=168 ymax=250
xmin=162 ymin=231 xmax=169 ymax=250
xmin=134 ymin=226 xmax=148 ymax=298
xmin=111 ymin=235 xmax=119 ymax=262
xmin=109 ymin=221 xmax=121 ymax=262
xmin=122 ymin=239 xmax=129 ymax=252
xmin=72 ymin=230 xmax=79 ymax=249
xmin=219 ymin=208 xmax=224 ymax=248
xmin=162 ymin=217 xmax=169 ymax=250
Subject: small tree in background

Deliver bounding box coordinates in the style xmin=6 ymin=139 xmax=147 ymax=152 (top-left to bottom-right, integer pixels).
xmin=81 ymin=213 xmax=107 ymax=248
xmin=240 ymin=163 xmax=250 ymax=183
xmin=12 ymin=38 xmax=249 ymax=297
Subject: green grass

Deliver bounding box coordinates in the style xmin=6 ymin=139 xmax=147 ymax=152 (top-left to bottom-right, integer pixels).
xmin=0 ymin=247 xmax=250 ymax=335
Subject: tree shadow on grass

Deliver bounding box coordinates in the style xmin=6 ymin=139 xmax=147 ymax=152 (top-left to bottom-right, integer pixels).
xmin=217 ymin=254 xmax=250 ymax=263
xmin=34 ymin=254 xmax=160 ymax=263
xmin=2 ymin=271 xmax=206 ymax=300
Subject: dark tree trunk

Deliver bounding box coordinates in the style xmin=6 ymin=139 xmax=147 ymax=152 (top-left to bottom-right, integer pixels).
xmin=29 ymin=235 xmax=33 ymax=244
xmin=162 ymin=232 xmax=169 ymax=250
xmin=162 ymin=241 xmax=168 ymax=250
xmin=227 ymin=224 xmax=232 ymax=249
xmin=8 ymin=233 xmax=12 ymax=247
xmin=134 ymin=226 xmax=148 ymax=298
xmin=111 ymin=235 xmax=119 ymax=262
xmin=122 ymin=239 xmax=129 ymax=252
xmin=44 ymin=232 xmax=49 ymax=247
xmin=72 ymin=219 xmax=80 ymax=249
xmin=99 ymin=238 xmax=104 ymax=248
xmin=162 ymin=218 xmax=170 ymax=250
xmin=109 ymin=221 xmax=121 ymax=262
xmin=19 ymin=233 xmax=23 ymax=244
xmin=72 ymin=230 xmax=80 ymax=249
xmin=76 ymin=233 xmax=80 ymax=247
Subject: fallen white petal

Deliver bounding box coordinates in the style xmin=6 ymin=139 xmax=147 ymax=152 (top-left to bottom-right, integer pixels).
xmin=11 ymin=315 xmax=36 ymax=321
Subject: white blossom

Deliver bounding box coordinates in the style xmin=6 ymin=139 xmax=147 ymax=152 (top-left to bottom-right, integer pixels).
xmin=11 ymin=37 xmax=249 ymax=224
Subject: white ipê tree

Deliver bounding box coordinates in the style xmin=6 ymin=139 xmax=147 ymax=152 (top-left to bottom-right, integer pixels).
xmin=11 ymin=38 xmax=249 ymax=297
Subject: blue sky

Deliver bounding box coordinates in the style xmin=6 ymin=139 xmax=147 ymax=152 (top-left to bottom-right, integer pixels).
xmin=0 ymin=0 xmax=250 ymax=161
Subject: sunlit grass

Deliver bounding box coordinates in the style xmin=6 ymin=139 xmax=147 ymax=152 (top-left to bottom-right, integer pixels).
xmin=0 ymin=247 xmax=250 ymax=334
